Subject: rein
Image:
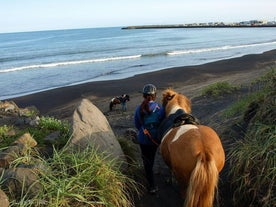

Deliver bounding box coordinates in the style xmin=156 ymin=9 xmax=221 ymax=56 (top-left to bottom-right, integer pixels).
xmin=143 ymin=127 xmax=159 ymax=146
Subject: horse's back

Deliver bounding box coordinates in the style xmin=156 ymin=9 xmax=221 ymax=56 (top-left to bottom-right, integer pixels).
xmin=160 ymin=125 xmax=205 ymax=181
xmin=160 ymin=124 xmax=225 ymax=181
xmin=197 ymin=125 xmax=225 ymax=172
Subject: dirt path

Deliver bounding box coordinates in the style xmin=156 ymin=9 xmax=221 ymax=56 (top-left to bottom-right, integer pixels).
xmin=100 ymin=67 xmax=272 ymax=207
xmin=104 ymin=109 xmax=184 ymax=207
xmin=105 ymin=94 xmax=235 ymax=207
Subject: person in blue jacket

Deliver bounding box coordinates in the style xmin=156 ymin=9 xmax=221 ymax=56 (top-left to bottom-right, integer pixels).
xmin=134 ymin=83 xmax=165 ymax=194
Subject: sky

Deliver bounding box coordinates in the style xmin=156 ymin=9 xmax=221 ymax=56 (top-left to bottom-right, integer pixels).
xmin=0 ymin=0 xmax=275 ymax=33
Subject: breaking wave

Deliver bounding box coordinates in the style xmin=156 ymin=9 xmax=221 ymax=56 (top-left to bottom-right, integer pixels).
xmin=1 ymin=40 xmax=276 ymax=74
xmin=167 ymin=41 xmax=276 ymax=55
xmin=0 ymin=55 xmax=141 ymax=73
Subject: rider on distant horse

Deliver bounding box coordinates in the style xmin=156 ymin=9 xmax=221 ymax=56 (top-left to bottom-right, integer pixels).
xmin=120 ymin=94 xmax=129 ymax=111
xmin=109 ymin=94 xmax=130 ymax=111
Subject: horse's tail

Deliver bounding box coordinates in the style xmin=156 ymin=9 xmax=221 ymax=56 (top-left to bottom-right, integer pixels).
xmin=184 ymin=152 xmax=218 ymax=207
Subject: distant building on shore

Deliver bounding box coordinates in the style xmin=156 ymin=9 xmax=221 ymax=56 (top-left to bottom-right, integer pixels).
xmin=240 ymin=20 xmax=269 ymax=26
xmin=122 ymin=19 xmax=276 ymax=30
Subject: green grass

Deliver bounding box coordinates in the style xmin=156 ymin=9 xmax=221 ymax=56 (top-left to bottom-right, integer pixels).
xmin=117 ymin=137 xmax=139 ymax=165
xmin=201 ymin=81 xmax=239 ymax=97
xmin=34 ymin=116 xmax=70 ymax=148
xmin=227 ymin=68 xmax=275 ymax=207
xmin=0 ymin=116 xmax=71 ymax=149
xmin=223 ymin=68 xmax=275 ymax=118
xmin=0 ymin=113 xmax=141 ymax=207
xmin=228 ymin=123 xmax=276 ymax=207
xmin=222 ymin=90 xmax=264 ymax=118
xmin=0 ymin=125 xmax=11 ymax=136
xmin=38 ymin=116 xmax=69 ymax=132
xmin=0 ymin=125 xmax=15 ymax=146
xmin=117 ymin=137 xmax=145 ymax=187
xmin=8 ymin=147 xmax=139 ymax=207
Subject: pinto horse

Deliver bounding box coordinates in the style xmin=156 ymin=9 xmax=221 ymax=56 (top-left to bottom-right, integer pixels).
xmin=109 ymin=94 xmax=130 ymax=111
xmin=160 ymin=89 xmax=225 ymax=207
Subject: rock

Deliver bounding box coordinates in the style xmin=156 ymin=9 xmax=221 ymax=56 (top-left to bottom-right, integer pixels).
xmin=68 ymin=99 xmax=126 ymax=163
xmin=44 ymin=131 xmax=60 ymax=143
xmin=31 ymin=116 xmax=40 ymax=126
xmin=4 ymin=128 xmax=16 ymax=137
xmin=13 ymin=132 xmax=37 ymax=148
xmin=4 ymin=105 xmax=15 ymax=112
xmin=124 ymin=128 xmax=139 ymax=144
xmin=18 ymin=105 xmax=39 ymax=117
xmin=0 ymin=189 xmax=9 ymax=207
xmin=0 ymin=101 xmax=19 ymax=114
xmin=0 ymin=133 xmax=37 ymax=167
xmin=1 ymin=168 xmax=41 ymax=198
xmin=0 ymin=144 xmax=23 ymax=167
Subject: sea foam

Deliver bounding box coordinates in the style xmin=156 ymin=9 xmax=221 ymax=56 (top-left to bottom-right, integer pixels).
xmin=0 ymin=55 xmax=141 ymax=73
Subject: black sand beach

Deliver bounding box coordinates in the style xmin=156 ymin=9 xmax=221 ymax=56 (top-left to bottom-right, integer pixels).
xmin=11 ymin=49 xmax=276 ymax=116
xmin=6 ymin=50 xmax=276 ymax=207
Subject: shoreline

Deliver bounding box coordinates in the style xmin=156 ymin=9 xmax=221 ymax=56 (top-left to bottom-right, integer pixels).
xmin=10 ymin=49 xmax=276 ymax=115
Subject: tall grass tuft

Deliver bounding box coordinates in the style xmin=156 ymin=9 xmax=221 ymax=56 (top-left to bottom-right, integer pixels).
xmin=9 ymin=147 xmax=139 ymax=207
xmin=227 ymin=68 xmax=275 ymax=207
xmin=223 ymin=90 xmax=264 ymax=118
xmin=228 ymin=123 xmax=275 ymax=207
xmin=201 ymin=81 xmax=239 ymax=97
xmin=223 ymin=67 xmax=275 ymax=118
xmin=28 ymin=116 xmax=71 ymax=148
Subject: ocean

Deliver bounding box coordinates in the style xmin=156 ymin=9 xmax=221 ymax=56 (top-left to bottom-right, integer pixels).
xmin=1 ymin=27 xmax=276 ymax=100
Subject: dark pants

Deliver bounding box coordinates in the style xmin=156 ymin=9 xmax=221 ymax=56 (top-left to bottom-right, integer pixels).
xmin=139 ymin=144 xmax=158 ymax=188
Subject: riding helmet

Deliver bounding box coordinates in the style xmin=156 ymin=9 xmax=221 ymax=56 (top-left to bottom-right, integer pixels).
xmin=143 ymin=84 xmax=157 ymax=95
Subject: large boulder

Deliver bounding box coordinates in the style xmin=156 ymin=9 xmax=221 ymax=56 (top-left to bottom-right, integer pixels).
xmin=68 ymin=99 xmax=125 ymax=163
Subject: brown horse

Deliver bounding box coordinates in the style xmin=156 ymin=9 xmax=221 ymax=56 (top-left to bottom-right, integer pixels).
xmin=160 ymin=89 xmax=225 ymax=207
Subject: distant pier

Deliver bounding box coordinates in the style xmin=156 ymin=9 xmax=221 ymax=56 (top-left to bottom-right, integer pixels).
xmin=122 ymin=24 xmax=276 ymax=29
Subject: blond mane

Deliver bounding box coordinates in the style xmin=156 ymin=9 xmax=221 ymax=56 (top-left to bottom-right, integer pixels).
xmin=162 ymin=88 xmax=191 ymax=116
xmin=160 ymin=88 xmax=225 ymax=207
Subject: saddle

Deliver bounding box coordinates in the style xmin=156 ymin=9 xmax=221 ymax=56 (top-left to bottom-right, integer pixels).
xmin=158 ymin=109 xmax=200 ymax=140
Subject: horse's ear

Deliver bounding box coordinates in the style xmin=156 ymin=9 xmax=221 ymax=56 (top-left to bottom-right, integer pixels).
xmin=166 ymin=94 xmax=175 ymax=101
xmin=162 ymin=89 xmax=176 ymax=106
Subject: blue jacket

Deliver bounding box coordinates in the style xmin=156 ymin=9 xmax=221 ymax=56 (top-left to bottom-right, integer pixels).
xmin=134 ymin=101 xmax=165 ymax=145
